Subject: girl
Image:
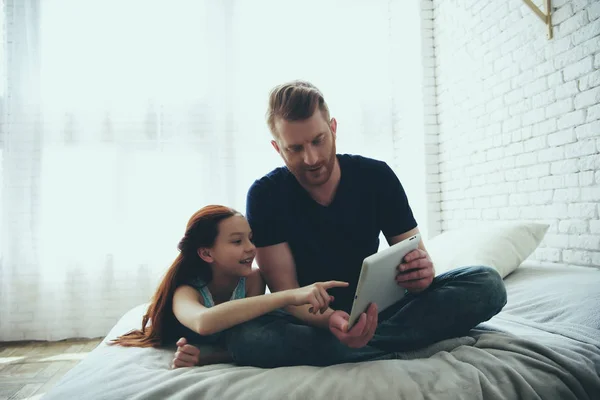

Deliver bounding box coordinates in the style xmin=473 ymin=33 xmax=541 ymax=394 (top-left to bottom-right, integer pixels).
xmin=111 ymin=205 xmax=347 ymax=367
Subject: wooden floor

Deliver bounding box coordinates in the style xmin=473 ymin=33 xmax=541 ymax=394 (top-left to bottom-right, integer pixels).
xmin=0 ymin=338 xmax=103 ymax=400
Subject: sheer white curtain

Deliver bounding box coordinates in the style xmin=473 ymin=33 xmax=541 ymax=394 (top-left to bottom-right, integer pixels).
xmin=1 ymin=0 xmax=398 ymax=340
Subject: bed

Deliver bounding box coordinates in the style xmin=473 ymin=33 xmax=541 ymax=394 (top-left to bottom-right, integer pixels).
xmin=43 ymin=260 xmax=600 ymax=400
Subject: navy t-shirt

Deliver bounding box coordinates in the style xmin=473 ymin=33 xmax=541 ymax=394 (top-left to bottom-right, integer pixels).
xmin=246 ymin=154 xmax=417 ymax=313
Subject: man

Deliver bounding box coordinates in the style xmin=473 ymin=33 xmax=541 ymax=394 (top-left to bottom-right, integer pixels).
xmin=173 ymin=80 xmax=507 ymax=368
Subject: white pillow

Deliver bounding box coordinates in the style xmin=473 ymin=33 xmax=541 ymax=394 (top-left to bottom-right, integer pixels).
xmin=425 ymin=222 xmax=549 ymax=278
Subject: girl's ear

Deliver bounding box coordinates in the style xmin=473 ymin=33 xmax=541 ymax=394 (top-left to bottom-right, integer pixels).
xmin=197 ymin=248 xmax=213 ymax=263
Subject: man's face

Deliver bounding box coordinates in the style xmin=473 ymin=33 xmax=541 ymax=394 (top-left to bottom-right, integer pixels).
xmin=272 ymin=109 xmax=337 ymax=188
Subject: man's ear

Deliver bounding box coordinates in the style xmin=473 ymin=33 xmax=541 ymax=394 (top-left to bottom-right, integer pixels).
xmin=197 ymin=248 xmax=213 ymax=263
xmin=330 ymin=118 xmax=337 ymax=139
xmin=271 ymin=139 xmax=281 ymax=154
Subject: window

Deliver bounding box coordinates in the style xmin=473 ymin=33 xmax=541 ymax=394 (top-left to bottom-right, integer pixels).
xmin=0 ymin=0 xmax=5 ymax=262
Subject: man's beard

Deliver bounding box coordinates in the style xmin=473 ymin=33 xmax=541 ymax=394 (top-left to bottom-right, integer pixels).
xmin=294 ymin=144 xmax=336 ymax=188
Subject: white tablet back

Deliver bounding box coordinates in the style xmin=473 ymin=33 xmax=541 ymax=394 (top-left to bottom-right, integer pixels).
xmin=348 ymin=234 xmax=421 ymax=328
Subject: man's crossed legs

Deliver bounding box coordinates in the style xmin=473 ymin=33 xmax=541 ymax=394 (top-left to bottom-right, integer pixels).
xmin=225 ymin=266 xmax=507 ymax=367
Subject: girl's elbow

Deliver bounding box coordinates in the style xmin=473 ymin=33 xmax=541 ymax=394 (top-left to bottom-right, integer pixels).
xmin=195 ymin=317 xmax=216 ymax=336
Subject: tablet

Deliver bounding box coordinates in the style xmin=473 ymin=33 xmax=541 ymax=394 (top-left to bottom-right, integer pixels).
xmin=347 ymin=233 xmax=421 ymax=329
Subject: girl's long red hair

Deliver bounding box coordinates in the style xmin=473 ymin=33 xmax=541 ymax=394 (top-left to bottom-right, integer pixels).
xmin=110 ymin=205 xmax=239 ymax=348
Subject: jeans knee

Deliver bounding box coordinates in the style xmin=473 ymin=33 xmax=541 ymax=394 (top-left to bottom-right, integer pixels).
xmin=473 ymin=266 xmax=508 ymax=315
xmin=226 ymin=322 xmax=288 ymax=368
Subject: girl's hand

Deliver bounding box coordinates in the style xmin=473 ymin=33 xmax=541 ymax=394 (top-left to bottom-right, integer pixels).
xmin=171 ymin=337 xmax=200 ymax=369
xmin=287 ymin=281 xmax=349 ymax=314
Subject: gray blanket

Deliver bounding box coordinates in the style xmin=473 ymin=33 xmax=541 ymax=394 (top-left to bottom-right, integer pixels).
xmin=44 ymin=263 xmax=600 ymax=400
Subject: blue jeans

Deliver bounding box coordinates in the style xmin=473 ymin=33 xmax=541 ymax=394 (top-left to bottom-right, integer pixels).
xmin=225 ymin=266 xmax=507 ymax=367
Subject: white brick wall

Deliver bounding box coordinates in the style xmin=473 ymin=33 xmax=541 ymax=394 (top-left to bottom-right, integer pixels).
xmin=432 ymin=0 xmax=600 ymax=267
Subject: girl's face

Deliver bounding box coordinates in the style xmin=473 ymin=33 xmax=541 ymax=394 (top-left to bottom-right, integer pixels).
xmin=200 ymin=215 xmax=256 ymax=277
